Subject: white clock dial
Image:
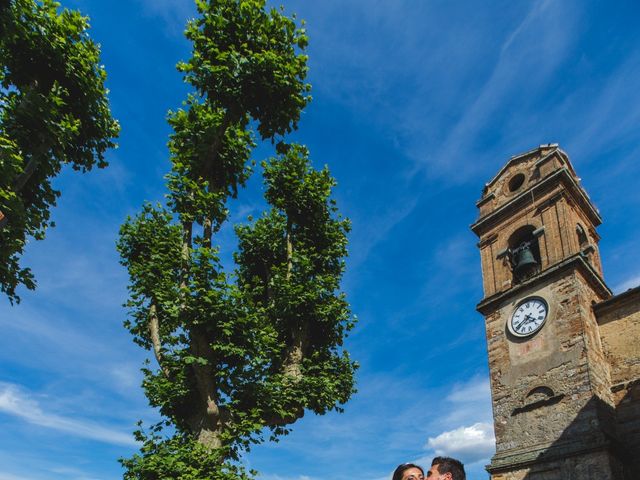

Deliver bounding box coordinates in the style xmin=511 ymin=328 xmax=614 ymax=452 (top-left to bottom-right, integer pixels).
xmin=509 ymin=297 xmax=548 ymax=337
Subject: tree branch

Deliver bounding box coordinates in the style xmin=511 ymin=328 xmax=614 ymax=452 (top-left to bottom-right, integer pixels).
xmin=263 ymin=404 xmax=304 ymax=427
xmin=181 ymin=220 xmax=192 ymax=265
xmin=285 ymin=219 xmax=293 ymax=280
xmin=204 ymin=105 xmax=240 ymax=193
xmin=179 ymin=220 xmax=192 ymax=315
xmin=148 ymin=301 xmax=170 ymax=378
xmin=13 ymin=155 xmax=39 ymax=192
xmin=0 ymin=152 xmax=42 ymax=230
xmin=203 ymin=216 xmax=212 ymax=249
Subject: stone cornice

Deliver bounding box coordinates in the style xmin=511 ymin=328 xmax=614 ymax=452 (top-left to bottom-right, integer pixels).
xmin=476 ymin=254 xmax=612 ymax=315
xmin=471 ymin=168 xmax=601 ymax=236
xmin=481 ymin=144 xmax=558 ymax=193
xmin=487 ymin=438 xmax=616 ymax=474
xmin=594 ymin=284 xmax=640 ymax=319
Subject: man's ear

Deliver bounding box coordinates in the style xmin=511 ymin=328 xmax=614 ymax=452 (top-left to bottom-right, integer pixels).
xmin=442 ymin=473 xmax=453 ymax=480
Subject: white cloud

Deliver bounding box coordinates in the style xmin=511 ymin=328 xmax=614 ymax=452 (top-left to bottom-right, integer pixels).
xmin=426 ymin=422 xmax=495 ymax=465
xmin=437 ymin=376 xmax=494 ymax=430
xmin=347 ymin=193 xmax=419 ymax=271
xmin=446 ymin=376 xmax=491 ymax=405
xmin=0 ymin=383 xmax=137 ymax=447
xmin=415 ymin=377 xmax=495 ymax=469
xmin=499 ymin=0 xmax=551 ymax=54
xmin=565 ymin=53 xmax=640 ymax=163
xmin=304 ymin=0 xmax=580 ymax=182
xmin=419 ymin=0 xmax=578 ymax=180
xmin=0 ymin=304 xmax=146 ymax=400
xmin=0 ymin=450 xmax=118 ymax=480
xmin=249 ymin=373 xmax=495 ymax=480
xmin=109 ymin=362 xmax=144 ymax=394
xmin=49 ymin=465 xmax=105 ymax=480
xmin=0 ymin=474 xmax=39 ymax=480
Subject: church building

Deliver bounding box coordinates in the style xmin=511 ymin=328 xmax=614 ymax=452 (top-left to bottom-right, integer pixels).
xmin=471 ymin=144 xmax=640 ymax=479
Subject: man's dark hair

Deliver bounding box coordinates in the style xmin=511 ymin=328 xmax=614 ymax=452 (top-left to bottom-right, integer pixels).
xmin=431 ymin=457 xmax=465 ymax=480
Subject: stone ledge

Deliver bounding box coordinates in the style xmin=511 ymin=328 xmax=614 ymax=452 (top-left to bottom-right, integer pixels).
xmin=471 ymin=167 xmax=601 ymax=235
xmin=477 ymin=254 xmax=611 ymax=314
xmin=611 ymin=377 xmax=640 ymax=394
xmin=487 ymin=438 xmax=615 ymax=474
xmin=594 ymin=285 xmax=640 ymax=319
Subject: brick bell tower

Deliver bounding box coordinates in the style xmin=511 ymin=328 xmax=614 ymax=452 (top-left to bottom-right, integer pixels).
xmin=471 ymin=144 xmax=634 ymax=479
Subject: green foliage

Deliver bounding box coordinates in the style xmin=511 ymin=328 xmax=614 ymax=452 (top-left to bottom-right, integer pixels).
xmin=0 ymin=0 xmax=120 ymax=303
xmin=117 ymin=1 xmax=356 ymax=477
xmin=121 ymin=428 xmax=255 ymax=480
xmin=180 ymin=0 xmax=310 ymax=139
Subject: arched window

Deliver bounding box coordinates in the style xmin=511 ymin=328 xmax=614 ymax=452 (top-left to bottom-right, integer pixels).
xmin=508 ymin=225 xmax=541 ymax=283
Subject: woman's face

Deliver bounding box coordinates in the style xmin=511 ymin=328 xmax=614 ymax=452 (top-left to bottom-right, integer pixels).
xmin=401 ymin=467 xmax=424 ymax=480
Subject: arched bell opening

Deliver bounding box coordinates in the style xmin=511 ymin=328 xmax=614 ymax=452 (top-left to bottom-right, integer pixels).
xmin=508 ymin=225 xmax=541 ymax=283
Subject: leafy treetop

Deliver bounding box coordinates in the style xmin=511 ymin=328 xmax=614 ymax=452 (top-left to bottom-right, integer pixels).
xmin=0 ymin=0 xmax=120 ymax=303
xmin=117 ymin=1 xmax=356 ymax=479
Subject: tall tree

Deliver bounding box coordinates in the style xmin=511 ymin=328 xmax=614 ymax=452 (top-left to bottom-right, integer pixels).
xmin=0 ymin=0 xmax=120 ymax=303
xmin=117 ymin=1 xmax=356 ymax=478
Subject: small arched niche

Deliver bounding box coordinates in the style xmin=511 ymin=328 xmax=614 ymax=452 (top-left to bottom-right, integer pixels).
xmin=576 ymin=223 xmax=596 ymax=264
xmin=508 ymin=225 xmax=541 ymax=283
xmin=511 ymin=386 xmax=564 ymax=416
xmin=576 ymin=224 xmax=589 ymax=249
xmin=526 ymin=386 xmax=555 ymax=403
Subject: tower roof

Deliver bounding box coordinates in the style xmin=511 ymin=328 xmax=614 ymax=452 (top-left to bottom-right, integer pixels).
xmin=472 ymin=143 xmax=600 ymax=234
xmin=480 ymin=144 xmax=577 ymax=196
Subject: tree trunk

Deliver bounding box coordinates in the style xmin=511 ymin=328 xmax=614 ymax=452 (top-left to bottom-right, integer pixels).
xmin=197 ymin=427 xmax=222 ymax=450
xmin=281 ymin=220 xmax=308 ymax=380
xmin=282 ymin=321 xmax=309 ymax=381
xmin=190 ymin=326 xmax=225 ymax=451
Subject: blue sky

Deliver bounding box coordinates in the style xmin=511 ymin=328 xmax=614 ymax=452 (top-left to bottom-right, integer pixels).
xmin=2 ymin=0 xmax=640 ymax=479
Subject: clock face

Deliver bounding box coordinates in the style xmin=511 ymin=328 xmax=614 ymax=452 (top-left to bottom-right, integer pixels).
xmin=509 ymin=297 xmax=548 ymax=337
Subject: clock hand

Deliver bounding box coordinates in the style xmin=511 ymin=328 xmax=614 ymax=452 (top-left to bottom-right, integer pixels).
xmin=515 ymin=314 xmax=534 ymax=330
xmin=514 ymin=317 xmax=529 ymax=330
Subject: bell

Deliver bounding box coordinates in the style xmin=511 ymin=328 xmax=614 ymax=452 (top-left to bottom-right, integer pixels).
xmin=513 ymin=242 xmax=538 ymax=279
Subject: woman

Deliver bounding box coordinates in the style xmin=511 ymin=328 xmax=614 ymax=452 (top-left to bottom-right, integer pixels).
xmin=392 ymin=463 xmax=424 ymax=480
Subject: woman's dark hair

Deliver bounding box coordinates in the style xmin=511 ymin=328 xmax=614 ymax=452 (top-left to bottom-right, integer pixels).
xmin=392 ymin=463 xmax=424 ymax=480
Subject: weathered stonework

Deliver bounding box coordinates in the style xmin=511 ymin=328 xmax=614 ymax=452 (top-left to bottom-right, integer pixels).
xmin=596 ymin=287 xmax=640 ymax=474
xmin=472 ymin=145 xmax=640 ymax=479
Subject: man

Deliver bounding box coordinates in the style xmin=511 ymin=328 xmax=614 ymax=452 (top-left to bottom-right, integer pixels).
xmin=426 ymin=457 xmax=465 ymax=480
